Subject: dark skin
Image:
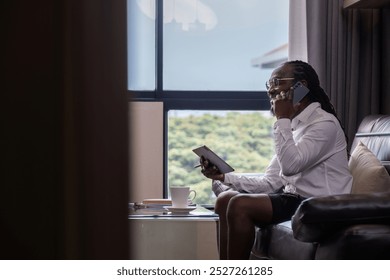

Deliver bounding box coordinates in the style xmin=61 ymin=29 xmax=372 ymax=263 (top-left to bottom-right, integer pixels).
xmin=200 ymin=64 xmax=311 ymax=259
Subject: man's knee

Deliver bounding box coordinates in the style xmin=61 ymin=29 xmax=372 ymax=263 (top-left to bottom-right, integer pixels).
xmin=226 ymin=194 xmax=248 ymax=217
xmin=227 ymin=194 xmax=273 ymax=224
xmin=215 ymin=191 xmax=238 ymax=215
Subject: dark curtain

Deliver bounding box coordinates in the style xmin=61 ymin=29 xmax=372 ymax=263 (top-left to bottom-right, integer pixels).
xmin=306 ymin=0 xmax=390 ymax=149
xmin=1 ymin=0 xmax=129 ymax=259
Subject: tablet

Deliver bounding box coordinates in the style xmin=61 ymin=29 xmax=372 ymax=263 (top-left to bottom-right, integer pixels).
xmin=192 ymin=145 xmax=234 ymax=174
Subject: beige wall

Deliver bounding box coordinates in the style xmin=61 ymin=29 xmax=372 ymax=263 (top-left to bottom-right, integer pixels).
xmin=129 ymin=102 xmax=164 ymax=202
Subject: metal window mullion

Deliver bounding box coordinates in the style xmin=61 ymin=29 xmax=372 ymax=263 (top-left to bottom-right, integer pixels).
xmin=155 ymin=0 xmax=169 ymax=197
xmin=155 ymin=0 xmax=163 ymax=98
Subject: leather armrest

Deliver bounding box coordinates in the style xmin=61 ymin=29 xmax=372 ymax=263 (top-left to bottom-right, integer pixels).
xmin=291 ymin=192 xmax=390 ymax=242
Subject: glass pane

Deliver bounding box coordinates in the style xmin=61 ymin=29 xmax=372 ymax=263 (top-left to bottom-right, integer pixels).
xmin=163 ymin=0 xmax=289 ymax=91
xmin=168 ymin=110 xmax=275 ymax=205
xmin=127 ymin=0 xmax=156 ymax=90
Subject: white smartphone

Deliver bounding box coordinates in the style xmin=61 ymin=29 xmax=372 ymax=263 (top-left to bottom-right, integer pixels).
xmin=292 ymin=81 xmax=310 ymax=104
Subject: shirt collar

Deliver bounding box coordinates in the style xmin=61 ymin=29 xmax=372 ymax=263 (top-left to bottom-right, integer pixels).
xmin=291 ymin=102 xmax=321 ymax=129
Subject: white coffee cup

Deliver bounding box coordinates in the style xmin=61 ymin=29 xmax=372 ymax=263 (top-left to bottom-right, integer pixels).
xmin=169 ymin=186 xmax=197 ymax=208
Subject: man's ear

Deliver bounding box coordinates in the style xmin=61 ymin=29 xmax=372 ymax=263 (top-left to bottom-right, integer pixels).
xmin=301 ymin=80 xmax=308 ymax=87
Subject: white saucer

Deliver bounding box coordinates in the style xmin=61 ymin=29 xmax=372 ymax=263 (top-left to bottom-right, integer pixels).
xmin=164 ymin=206 xmax=197 ymax=214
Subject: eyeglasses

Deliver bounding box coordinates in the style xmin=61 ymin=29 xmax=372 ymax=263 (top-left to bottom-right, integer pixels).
xmin=265 ymin=78 xmax=295 ymax=90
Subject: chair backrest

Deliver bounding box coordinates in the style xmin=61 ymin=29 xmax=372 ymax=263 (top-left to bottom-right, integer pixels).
xmin=351 ymin=115 xmax=390 ymax=175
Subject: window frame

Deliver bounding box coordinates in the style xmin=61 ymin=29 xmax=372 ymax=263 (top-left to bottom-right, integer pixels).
xmin=128 ymin=0 xmax=272 ymax=197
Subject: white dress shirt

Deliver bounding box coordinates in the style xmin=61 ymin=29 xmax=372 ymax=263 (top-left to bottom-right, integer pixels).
xmin=220 ymin=102 xmax=352 ymax=198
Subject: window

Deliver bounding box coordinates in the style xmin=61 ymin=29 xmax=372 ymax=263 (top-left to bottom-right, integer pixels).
xmin=168 ymin=110 xmax=275 ymax=205
xmin=128 ymin=0 xmax=289 ymax=204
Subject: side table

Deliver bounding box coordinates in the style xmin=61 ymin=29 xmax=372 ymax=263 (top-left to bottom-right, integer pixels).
xmin=128 ymin=205 xmax=219 ymax=259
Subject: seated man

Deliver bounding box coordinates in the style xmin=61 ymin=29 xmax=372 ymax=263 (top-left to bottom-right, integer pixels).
xmin=199 ymin=60 xmax=352 ymax=260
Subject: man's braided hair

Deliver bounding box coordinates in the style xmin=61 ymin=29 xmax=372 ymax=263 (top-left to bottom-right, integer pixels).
xmin=284 ymin=60 xmax=348 ymax=146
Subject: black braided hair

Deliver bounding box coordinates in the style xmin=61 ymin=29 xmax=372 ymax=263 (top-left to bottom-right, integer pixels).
xmin=283 ymin=60 xmax=349 ymax=146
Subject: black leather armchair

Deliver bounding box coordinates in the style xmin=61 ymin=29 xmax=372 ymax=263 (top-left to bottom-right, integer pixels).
xmin=251 ymin=115 xmax=390 ymax=259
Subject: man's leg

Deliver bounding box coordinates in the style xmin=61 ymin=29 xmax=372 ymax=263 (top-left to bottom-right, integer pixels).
xmin=226 ymin=194 xmax=273 ymax=259
xmin=214 ymin=190 xmax=239 ymax=260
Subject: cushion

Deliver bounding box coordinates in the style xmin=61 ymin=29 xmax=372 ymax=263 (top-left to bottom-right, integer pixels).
xmin=349 ymin=141 xmax=390 ymax=194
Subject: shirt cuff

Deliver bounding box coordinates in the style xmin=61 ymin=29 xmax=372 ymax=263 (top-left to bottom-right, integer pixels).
xmin=274 ymin=118 xmax=291 ymax=131
xmin=212 ymin=180 xmax=231 ymax=196
xmin=224 ymin=173 xmax=235 ymax=185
